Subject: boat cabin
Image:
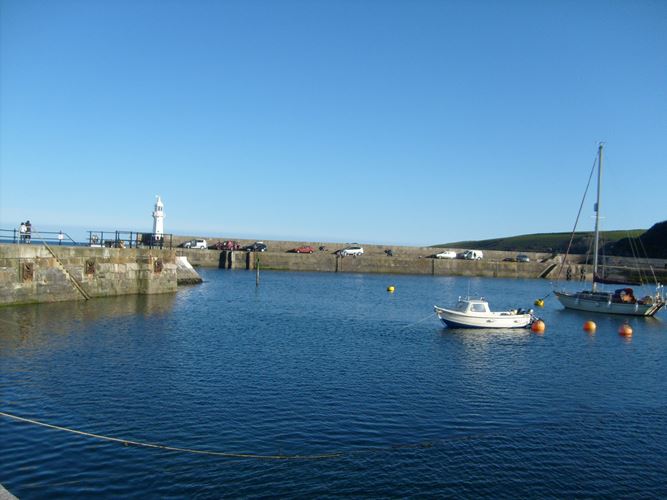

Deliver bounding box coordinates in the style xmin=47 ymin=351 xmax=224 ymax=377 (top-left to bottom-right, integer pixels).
xmin=455 ymin=298 xmax=490 ymax=314
xmin=613 ymin=288 xmax=636 ymax=303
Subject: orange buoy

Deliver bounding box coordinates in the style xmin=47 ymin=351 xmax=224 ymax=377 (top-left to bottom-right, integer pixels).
xmin=618 ymin=323 xmax=633 ymax=337
xmin=531 ymin=319 xmax=546 ymax=334
xmin=583 ymin=320 xmax=597 ymax=333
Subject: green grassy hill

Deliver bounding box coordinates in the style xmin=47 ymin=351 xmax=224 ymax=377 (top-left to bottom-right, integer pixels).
xmin=605 ymin=221 xmax=667 ymax=259
xmin=433 ymin=229 xmax=646 ymax=255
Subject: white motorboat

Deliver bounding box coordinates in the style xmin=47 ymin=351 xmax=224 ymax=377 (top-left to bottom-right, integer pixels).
xmin=434 ymin=297 xmax=536 ymax=329
xmin=554 ymin=143 xmax=665 ymax=317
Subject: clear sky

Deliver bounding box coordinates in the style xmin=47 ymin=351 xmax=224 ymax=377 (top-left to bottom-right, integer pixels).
xmin=1 ymin=0 xmax=665 ymax=245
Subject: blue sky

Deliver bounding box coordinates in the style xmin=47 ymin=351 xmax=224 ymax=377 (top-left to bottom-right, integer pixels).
xmin=1 ymin=0 xmax=665 ymax=245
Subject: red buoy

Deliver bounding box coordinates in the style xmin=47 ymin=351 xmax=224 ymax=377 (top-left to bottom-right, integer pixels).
xmin=618 ymin=323 xmax=633 ymax=337
xmin=531 ymin=320 xmax=546 ymax=334
xmin=583 ymin=320 xmax=597 ymax=333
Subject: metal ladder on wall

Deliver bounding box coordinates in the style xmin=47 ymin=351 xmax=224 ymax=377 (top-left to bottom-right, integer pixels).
xmin=41 ymin=240 xmax=91 ymax=301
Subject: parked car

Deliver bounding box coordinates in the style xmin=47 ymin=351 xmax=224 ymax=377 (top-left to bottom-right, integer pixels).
xmin=462 ymin=250 xmax=483 ymax=260
xmin=291 ymin=245 xmax=315 ymax=254
xmin=434 ymin=250 xmax=457 ymax=259
xmin=209 ymin=240 xmax=240 ymax=250
xmin=181 ymin=239 xmax=207 ymax=249
xmin=503 ymin=256 xmax=517 ymax=262
xmin=244 ymin=241 xmax=267 ymax=252
xmin=516 ymin=254 xmax=530 ymax=263
xmin=337 ymin=245 xmax=364 ymax=257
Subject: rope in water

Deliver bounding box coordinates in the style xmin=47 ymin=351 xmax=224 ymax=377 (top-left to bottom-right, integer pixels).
xmin=0 ymin=317 xmax=438 ymax=461
xmin=400 ymin=313 xmax=437 ymax=330
xmin=5 ymin=407 xmax=661 ymax=463
xmin=0 ymin=411 xmax=343 ymax=461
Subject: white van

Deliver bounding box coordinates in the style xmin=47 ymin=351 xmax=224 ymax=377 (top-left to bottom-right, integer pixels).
xmin=462 ymin=250 xmax=483 ymax=260
xmin=182 ymin=239 xmax=207 ymax=249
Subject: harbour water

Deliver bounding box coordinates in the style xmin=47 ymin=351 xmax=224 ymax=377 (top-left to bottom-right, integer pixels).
xmin=1 ymin=269 xmax=666 ymax=498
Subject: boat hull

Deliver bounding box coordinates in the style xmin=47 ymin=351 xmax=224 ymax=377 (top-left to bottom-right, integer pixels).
xmin=434 ymin=306 xmax=533 ymax=329
xmin=554 ymin=291 xmax=665 ymax=317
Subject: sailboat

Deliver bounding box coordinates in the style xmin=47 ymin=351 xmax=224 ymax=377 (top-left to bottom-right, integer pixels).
xmin=554 ymin=144 xmax=665 ymax=317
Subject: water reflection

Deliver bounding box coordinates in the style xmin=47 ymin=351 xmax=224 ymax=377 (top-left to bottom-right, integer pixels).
xmin=439 ymin=327 xmax=532 ymax=346
xmin=0 ymin=294 xmax=176 ymax=352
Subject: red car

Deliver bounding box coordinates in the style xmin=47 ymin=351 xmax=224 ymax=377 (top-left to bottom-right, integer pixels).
xmin=209 ymin=240 xmax=241 ymax=250
xmin=223 ymin=240 xmax=241 ymax=250
xmin=292 ymin=245 xmax=315 ymax=254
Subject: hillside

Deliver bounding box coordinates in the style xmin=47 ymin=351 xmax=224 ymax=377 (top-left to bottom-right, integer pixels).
xmin=604 ymin=221 xmax=667 ymax=259
xmin=433 ymin=229 xmax=647 ymax=255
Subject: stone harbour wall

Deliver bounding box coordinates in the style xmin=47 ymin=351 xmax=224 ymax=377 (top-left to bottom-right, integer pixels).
xmin=0 ymin=244 xmax=190 ymax=306
xmin=180 ymin=244 xmax=564 ymax=279
xmin=177 ymin=236 xmax=663 ymax=282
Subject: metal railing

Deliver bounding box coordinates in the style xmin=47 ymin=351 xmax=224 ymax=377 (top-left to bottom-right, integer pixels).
xmin=0 ymin=228 xmax=173 ymax=249
xmin=0 ymin=228 xmax=77 ymax=246
xmin=87 ymin=231 xmax=173 ymax=249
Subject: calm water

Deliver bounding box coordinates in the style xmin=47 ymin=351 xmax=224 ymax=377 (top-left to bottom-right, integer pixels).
xmin=1 ymin=270 xmax=666 ymax=498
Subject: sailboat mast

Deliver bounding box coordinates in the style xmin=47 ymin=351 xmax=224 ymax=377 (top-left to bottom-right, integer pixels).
xmin=592 ymin=143 xmax=603 ymax=292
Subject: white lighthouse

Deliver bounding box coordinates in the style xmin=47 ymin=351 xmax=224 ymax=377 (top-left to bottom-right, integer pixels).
xmin=152 ymin=195 xmax=164 ymax=239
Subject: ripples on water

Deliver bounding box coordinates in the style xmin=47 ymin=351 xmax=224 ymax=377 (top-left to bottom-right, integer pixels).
xmin=1 ymin=270 xmax=666 ymax=498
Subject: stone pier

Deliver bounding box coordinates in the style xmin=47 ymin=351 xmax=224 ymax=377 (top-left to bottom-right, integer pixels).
xmin=0 ymin=244 xmax=201 ymax=306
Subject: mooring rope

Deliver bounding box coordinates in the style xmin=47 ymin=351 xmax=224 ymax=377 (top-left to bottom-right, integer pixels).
xmin=400 ymin=313 xmax=437 ymax=331
xmin=0 ymin=411 xmax=342 ymax=461
xmin=4 ymin=407 xmax=663 ymax=463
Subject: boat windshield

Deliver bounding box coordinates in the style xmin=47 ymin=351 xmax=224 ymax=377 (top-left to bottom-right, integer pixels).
xmin=470 ymin=302 xmax=488 ymax=313
xmin=455 ymin=301 xmax=469 ymax=312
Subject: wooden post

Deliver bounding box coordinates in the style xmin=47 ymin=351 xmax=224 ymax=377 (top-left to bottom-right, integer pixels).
xmin=256 ymin=254 xmax=260 ymax=287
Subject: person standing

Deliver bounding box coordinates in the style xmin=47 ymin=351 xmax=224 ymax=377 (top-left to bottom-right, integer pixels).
xmin=25 ymin=221 xmax=32 ymax=243
xmin=58 ymin=231 xmax=64 ymax=245
xmin=19 ymin=222 xmax=26 ymax=243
